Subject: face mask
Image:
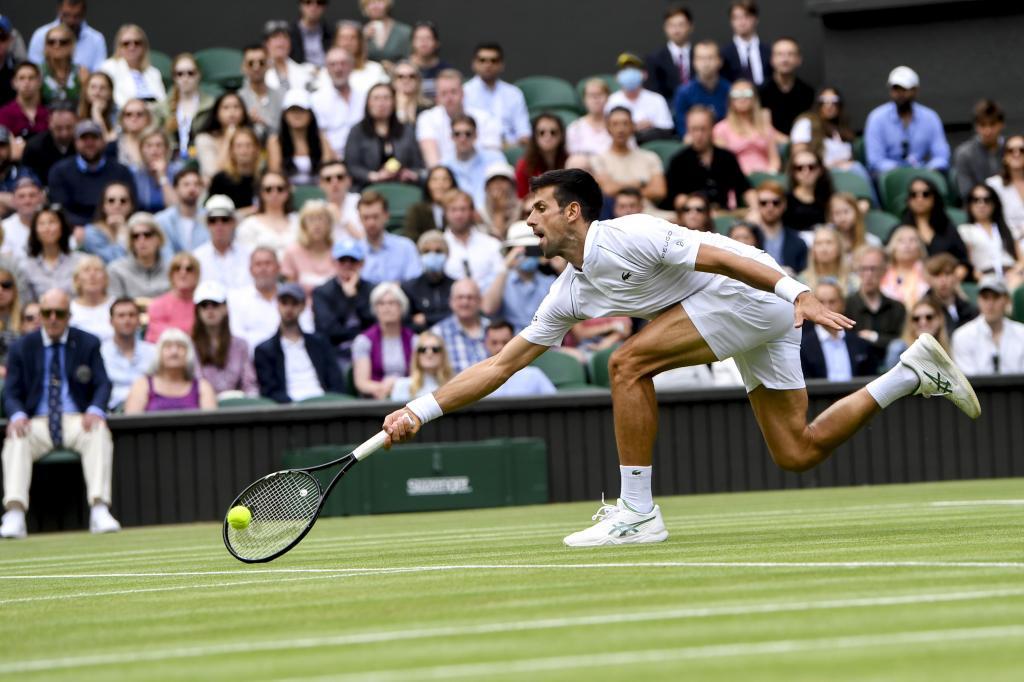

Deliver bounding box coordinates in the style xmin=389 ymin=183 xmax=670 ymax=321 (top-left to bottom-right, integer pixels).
xmin=616 ymin=68 xmax=644 ymax=92
xmin=517 ymin=256 xmax=540 ymax=273
xmin=420 ymin=252 xmax=446 ymax=273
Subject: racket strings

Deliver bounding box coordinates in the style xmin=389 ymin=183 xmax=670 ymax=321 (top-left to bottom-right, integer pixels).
xmin=225 ymin=471 xmax=322 ymax=561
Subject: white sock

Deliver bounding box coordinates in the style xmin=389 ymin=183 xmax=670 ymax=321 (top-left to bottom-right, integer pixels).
xmin=619 ymin=465 xmax=654 ymax=513
xmin=866 ymin=363 xmax=919 ymax=409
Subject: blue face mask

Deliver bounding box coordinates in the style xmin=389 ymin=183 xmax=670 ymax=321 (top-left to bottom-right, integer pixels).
xmin=517 ymin=256 xmax=540 ymax=273
xmin=421 ymin=252 xmax=446 ymax=273
xmin=616 ymin=68 xmax=644 ymax=92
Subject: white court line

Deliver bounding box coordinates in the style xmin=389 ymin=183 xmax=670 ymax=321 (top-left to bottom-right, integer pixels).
xmin=931 ymin=500 xmax=1024 ymax=507
xmin=1 ymin=560 xmax=1022 ymax=582
xmin=1 ymin=589 xmax=1021 ymax=674
xmin=282 ymin=625 xmax=1024 ymax=681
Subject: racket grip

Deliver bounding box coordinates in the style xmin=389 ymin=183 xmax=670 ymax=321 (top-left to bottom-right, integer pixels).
xmin=352 ymin=431 xmax=389 ymax=461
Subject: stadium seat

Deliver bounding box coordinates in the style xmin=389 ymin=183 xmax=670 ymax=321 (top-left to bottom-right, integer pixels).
xmin=946 ymin=207 xmax=967 ymax=227
xmin=830 ymin=169 xmax=875 ymax=205
xmin=531 ymin=350 xmax=589 ymax=390
xmin=713 ymin=215 xmax=737 ymax=235
xmin=194 ymin=47 xmax=244 ymax=90
xmin=588 ymin=345 xmax=620 ymax=388
xmin=504 ymin=144 xmax=525 ymax=167
xmin=293 ymin=185 xmax=326 ymax=209
xmin=961 ymin=281 xmax=979 ymax=306
xmin=853 ymin=137 xmax=866 ymax=165
xmin=299 ymin=392 xmax=357 ymax=404
xmin=1012 ymin=285 xmax=1024 ymax=323
xmin=515 ymin=76 xmax=581 ymax=115
xmin=198 ymin=82 xmax=224 ymax=100
xmin=748 ymin=171 xmax=787 ymax=190
xmin=39 ymin=449 xmax=80 ymax=464
xmin=575 ymin=74 xmax=619 ymax=101
xmin=865 ymin=209 xmax=900 ymax=243
xmin=218 ymin=396 xmax=277 ymax=408
xmin=641 ymin=139 xmax=684 ymax=169
xmin=366 ymin=182 xmax=421 ymax=231
xmin=878 ymin=168 xmax=950 ymax=216
xmin=777 ymin=141 xmax=790 ymax=168
xmin=543 ymin=107 xmax=580 ymax=128
xmin=150 ymin=49 xmax=173 ymax=89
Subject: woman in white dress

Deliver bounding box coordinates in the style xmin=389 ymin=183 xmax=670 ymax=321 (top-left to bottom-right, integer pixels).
xmin=958 ymin=183 xmax=1024 ymax=290
xmin=99 ymin=24 xmax=166 ymax=107
xmin=236 ymin=171 xmax=300 ymax=259
xmin=986 ymin=134 xmax=1024 ymax=243
xmin=69 ymin=255 xmax=115 ymax=343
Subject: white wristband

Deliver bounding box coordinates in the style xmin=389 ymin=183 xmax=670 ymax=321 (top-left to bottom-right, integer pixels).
xmin=406 ymin=393 xmax=443 ymax=424
xmin=774 ymin=276 xmax=811 ymax=304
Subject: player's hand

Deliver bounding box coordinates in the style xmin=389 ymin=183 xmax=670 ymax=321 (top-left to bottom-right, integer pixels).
xmin=382 ymin=408 xmax=421 ymax=448
xmin=793 ymin=292 xmax=855 ymax=331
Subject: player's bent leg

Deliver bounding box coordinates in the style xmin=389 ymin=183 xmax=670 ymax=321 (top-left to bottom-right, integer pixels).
xmin=747 ymin=386 xmax=880 ymax=473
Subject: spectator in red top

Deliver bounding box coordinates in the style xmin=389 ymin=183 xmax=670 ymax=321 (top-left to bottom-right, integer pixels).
xmin=145 ymin=252 xmax=200 ymax=342
xmin=0 ymin=62 xmax=49 ymax=140
xmin=514 ymin=113 xmax=567 ymax=198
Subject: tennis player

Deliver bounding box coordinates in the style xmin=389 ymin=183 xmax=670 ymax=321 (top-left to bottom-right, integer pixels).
xmin=383 ymin=169 xmax=980 ymax=547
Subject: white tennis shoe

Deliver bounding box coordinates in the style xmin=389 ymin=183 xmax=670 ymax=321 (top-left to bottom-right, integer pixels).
xmin=89 ymin=503 xmax=121 ymax=534
xmin=900 ymin=333 xmax=981 ymax=419
xmin=0 ymin=508 xmax=27 ymax=539
xmin=563 ymin=497 xmax=668 ymax=547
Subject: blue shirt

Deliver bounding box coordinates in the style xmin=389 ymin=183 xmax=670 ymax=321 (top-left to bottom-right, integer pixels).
xmin=101 ymin=338 xmax=157 ymax=408
xmin=863 ymin=101 xmax=950 ymax=174
xmin=816 ymin=325 xmax=853 ymax=383
xmin=501 ymin=270 xmax=556 ymax=333
xmin=430 ymin=315 xmax=489 ymax=373
xmin=449 ymin=149 xmax=506 ymax=211
xmin=361 ymin=232 xmax=423 ymax=285
xmin=28 ymin=19 xmax=109 ymax=72
xmin=488 ymin=366 xmax=556 ymax=398
xmin=10 ymin=330 xmax=106 ymax=421
xmin=672 ymin=78 xmax=731 ymax=137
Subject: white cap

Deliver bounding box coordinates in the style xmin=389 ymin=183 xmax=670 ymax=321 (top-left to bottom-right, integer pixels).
xmin=484 ymin=160 xmax=516 ymax=184
xmin=193 ymin=280 xmax=227 ymax=305
xmin=887 ymin=66 xmax=919 ymax=89
xmin=205 ymin=194 xmax=236 ymax=218
xmin=503 ymin=221 xmax=540 ymax=248
xmin=282 ymin=89 xmax=312 ymax=111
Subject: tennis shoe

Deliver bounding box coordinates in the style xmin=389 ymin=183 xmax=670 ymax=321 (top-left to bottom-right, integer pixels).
xmin=563 ymin=496 xmax=668 ymax=547
xmin=0 ymin=508 xmax=27 ymax=539
xmin=900 ymin=333 xmax=980 ymax=419
xmin=89 ymin=503 xmax=121 ymax=534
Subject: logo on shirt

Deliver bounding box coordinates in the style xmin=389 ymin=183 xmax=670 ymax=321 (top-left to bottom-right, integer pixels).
xmin=621 ymin=271 xmax=632 ymax=281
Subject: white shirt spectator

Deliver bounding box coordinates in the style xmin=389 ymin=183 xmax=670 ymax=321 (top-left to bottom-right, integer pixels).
xmin=101 ymin=338 xmax=157 ymax=408
xmin=951 ymin=315 xmax=1024 ymax=375
xmin=985 ymin=176 xmax=1024 ymax=243
xmin=486 ymin=366 xmax=556 ymax=398
xmin=194 ymin=241 xmax=254 ymax=291
xmin=416 ymin=105 xmax=502 ymax=164
xmin=98 ymin=57 xmax=167 ymax=107
xmin=236 ymin=214 xmax=301 ymax=260
xmin=957 ymin=223 xmax=1017 ymax=276
xmin=70 ymin=297 xmax=115 ymax=344
xmin=462 ymin=76 xmax=531 ymax=146
xmin=566 ymin=117 xmax=613 ymax=158
xmin=265 ymin=59 xmax=315 ymax=93
xmin=443 ymin=228 xmax=506 ymax=293
xmin=315 ymin=63 xmax=388 ymax=95
xmin=605 ymin=89 xmax=674 ymax=131
xmin=0 ymin=213 xmax=31 ymax=263
xmin=281 ymin=335 xmax=325 ymax=401
xmin=311 ymin=85 xmax=368 ymax=159
xmin=228 ymin=286 xmax=281 ymax=353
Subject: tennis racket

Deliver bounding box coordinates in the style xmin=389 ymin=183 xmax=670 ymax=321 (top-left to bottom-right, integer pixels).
xmin=223 ymin=430 xmax=389 ymax=563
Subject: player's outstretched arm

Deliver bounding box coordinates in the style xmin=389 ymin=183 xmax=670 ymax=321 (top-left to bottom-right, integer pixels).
xmin=694 ymin=243 xmax=855 ymax=331
xmin=382 ymin=336 xmax=548 ymax=446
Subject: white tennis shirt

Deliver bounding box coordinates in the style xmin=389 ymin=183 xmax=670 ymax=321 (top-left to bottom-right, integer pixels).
xmin=520 ymin=214 xmax=784 ymax=347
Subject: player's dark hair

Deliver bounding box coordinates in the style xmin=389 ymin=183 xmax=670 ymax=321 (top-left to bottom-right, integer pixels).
xmin=665 ymin=4 xmax=692 ymax=22
xmin=486 ymin=319 xmax=514 ymax=336
xmin=529 ymin=169 xmax=603 ymax=223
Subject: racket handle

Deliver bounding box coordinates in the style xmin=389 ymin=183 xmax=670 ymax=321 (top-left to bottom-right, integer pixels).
xmin=352 ymin=431 xmax=389 ymax=461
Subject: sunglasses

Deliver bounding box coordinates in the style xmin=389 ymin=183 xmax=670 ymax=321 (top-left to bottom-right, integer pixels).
xmin=417 ymin=345 xmax=443 ymax=354
xmin=909 ymin=190 xmax=933 ymax=199
xmin=536 ymin=129 xmax=561 ymax=137
xmin=1006 ymin=146 xmax=1024 ymax=155
xmin=320 ymin=173 xmax=348 ymax=182
xmin=795 ymin=163 xmax=819 ymax=172
xmin=105 ymin=196 xmax=130 ymax=205
xmin=261 ymin=185 xmax=288 ymax=193
xmin=245 ymin=59 xmax=267 ymax=68
xmin=970 ymin=195 xmax=993 ymax=204
xmin=131 ymin=230 xmax=156 ymax=240
xmin=912 ymin=313 xmax=935 ymax=323
xmin=758 ymin=198 xmax=782 ymax=207
xmin=175 ymin=69 xmax=198 ymax=77
xmin=0 ymin=280 xmax=14 ymax=289
xmin=120 ymin=39 xmax=144 ymax=48
xmin=730 ymin=89 xmax=755 ymax=99
xmin=47 ymin=38 xmax=72 ymax=47
xmin=451 ymin=130 xmax=475 ymax=138
xmin=123 ymin=110 xmax=147 ymax=118
xmin=197 ymin=300 xmax=222 ymax=310
xmin=172 ymin=264 xmax=197 ymax=273
xmin=207 ymin=215 xmax=234 ymax=224
xmin=818 ymin=95 xmax=841 ymax=105
xmin=681 ymin=205 xmax=708 ymax=213
xmin=40 ymin=308 xmax=69 ymax=320
xmin=394 ymin=72 xmax=418 ymax=80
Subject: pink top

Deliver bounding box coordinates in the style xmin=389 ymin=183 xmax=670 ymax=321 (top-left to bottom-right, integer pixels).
xmin=281 ymin=245 xmax=334 ymax=297
xmin=713 ymin=119 xmax=775 ymax=175
xmin=880 ymin=262 xmax=928 ymax=304
xmin=145 ymin=292 xmax=195 ymax=342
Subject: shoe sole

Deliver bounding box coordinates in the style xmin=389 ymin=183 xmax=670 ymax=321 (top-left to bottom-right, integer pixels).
xmin=914 ymin=333 xmax=981 ymax=419
xmin=563 ymin=529 xmax=669 ymax=547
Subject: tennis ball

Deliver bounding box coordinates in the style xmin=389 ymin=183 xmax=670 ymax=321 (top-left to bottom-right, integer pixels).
xmin=227 ymin=506 xmax=252 ymax=530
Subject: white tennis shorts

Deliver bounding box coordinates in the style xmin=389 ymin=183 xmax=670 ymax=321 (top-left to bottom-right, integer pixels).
xmin=681 ymin=279 xmax=805 ymax=393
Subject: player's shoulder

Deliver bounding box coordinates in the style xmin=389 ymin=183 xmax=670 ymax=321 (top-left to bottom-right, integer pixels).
xmin=595 ymin=215 xmax=697 ymax=248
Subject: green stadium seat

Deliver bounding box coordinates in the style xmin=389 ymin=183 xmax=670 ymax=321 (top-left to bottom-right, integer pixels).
xmin=504 ymin=144 xmax=525 ymax=167
xmin=293 ymin=185 xmax=326 ymax=209
xmin=299 ymin=392 xmax=357 ymax=404
xmin=515 ymin=76 xmax=581 ymax=115
xmin=713 ymin=215 xmax=737 ymax=235
xmin=865 ymin=209 xmax=900 ymax=243
xmin=150 ymin=49 xmax=173 ymax=89
xmin=543 ymin=107 xmax=580 ymax=128
xmin=853 ymin=136 xmax=866 ymax=165
xmin=366 ymin=182 xmax=421 ymax=232
xmin=878 ymin=168 xmax=950 ymax=216
xmin=575 ymin=74 xmax=619 ymax=101
xmin=194 ymin=47 xmax=244 ymax=90
xmin=946 ymin=207 xmax=967 ymax=227
xmin=830 ymin=169 xmax=875 ymax=205
xmin=39 ymin=449 xmax=80 ymax=464
xmin=531 ymin=350 xmax=589 ymax=390
xmin=641 ymin=139 xmax=684 ymax=169
xmin=588 ymin=344 xmax=620 ymax=388
xmin=218 ymin=396 xmax=277 ymax=408
xmin=1012 ymin=285 xmax=1024 ymax=323
xmin=961 ymin=281 xmax=979 ymax=306
xmin=198 ymin=82 xmax=224 ymax=100
xmin=777 ymin=141 xmax=790 ymax=168
xmin=748 ymin=171 xmax=787 ymax=190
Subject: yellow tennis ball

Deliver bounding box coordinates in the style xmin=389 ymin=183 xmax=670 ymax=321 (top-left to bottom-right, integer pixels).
xmin=227 ymin=506 xmax=252 ymax=530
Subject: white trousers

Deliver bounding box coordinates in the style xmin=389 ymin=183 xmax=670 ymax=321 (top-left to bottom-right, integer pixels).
xmin=2 ymin=415 xmax=113 ymax=510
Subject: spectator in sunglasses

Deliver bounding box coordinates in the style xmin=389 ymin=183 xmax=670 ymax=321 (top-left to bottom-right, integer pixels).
xmin=882 ymin=294 xmax=950 ymax=371
xmin=784 ymin=148 xmax=833 ymax=232
xmin=22 ymin=204 xmax=81 ymax=301
xmin=28 ymin=0 xmax=108 ymax=73
xmin=107 ymin=212 xmax=171 ymax=302
xmin=392 ymin=60 xmax=431 ymax=125
xmin=145 ymin=252 xmax=200 ymax=342
xmin=985 ymin=134 xmax=1024 ymax=241
xmin=388 ymin=330 xmax=452 ymax=401
xmin=463 ymin=42 xmax=531 ymax=147
xmin=713 ymin=79 xmax=780 ymax=175
xmin=673 ymin=192 xmax=713 ymax=231
xmin=237 ymin=171 xmax=300 ymax=259
xmin=98 ymin=24 xmax=165 ymax=108
xmin=863 ymin=66 xmax=948 ymax=176
xmin=750 ymin=180 xmax=806 ymax=275
xmin=238 ymin=44 xmax=283 ymax=140
xmin=39 ymin=24 xmax=87 ymax=106
xmin=957 ymin=183 xmax=1024 ymax=289
xmin=896 ymin=176 xmax=969 ymax=275
xmin=155 ymin=53 xmax=214 ymax=160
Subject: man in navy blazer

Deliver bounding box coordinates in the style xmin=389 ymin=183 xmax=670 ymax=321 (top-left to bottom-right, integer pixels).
xmin=801 ymin=282 xmax=878 ymax=381
xmin=255 ymin=284 xmax=346 ymax=403
xmin=644 ymin=5 xmax=696 ymax=102
xmin=1 ymin=289 xmax=120 ymax=539
xmin=720 ymin=1 xmax=772 ymax=87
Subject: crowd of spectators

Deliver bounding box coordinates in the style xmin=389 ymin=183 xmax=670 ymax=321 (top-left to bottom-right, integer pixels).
xmin=1 ymin=0 xmax=1024 ymax=536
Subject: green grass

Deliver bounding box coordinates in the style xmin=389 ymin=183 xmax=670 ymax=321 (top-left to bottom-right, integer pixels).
xmin=1 ymin=479 xmax=1022 ymax=681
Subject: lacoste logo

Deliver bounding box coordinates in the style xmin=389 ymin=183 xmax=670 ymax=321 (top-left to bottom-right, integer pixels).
xmin=924 ymin=370 xmax=952 ymax=395
xmin=621 ymin=271 xmax=632 ymax=281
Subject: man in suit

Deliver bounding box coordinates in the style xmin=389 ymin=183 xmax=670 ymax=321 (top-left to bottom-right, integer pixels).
xmin=720 ymin=1 xmax=772 ymax=87
xmin=644 ymin=5 xmax=695 ymax=103
xmin=801 ymin=282 xmax=877 ymax=381
xmin=255 ymin=283 xmax=346 ymax=403
xmin=0 ymin=288 xmax=120 ymax=538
